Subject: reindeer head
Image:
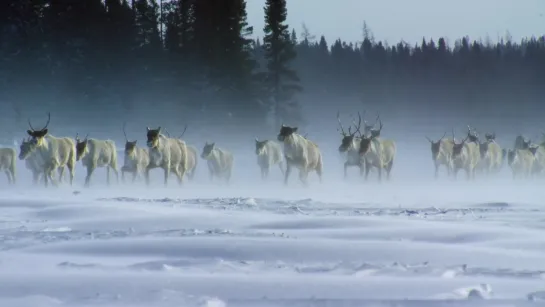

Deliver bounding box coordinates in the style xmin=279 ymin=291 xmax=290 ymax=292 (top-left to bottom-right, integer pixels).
xmin=466 ymin=125 xmax=479 ymax=143
xmin=369 ymin=114 xmax=382 ymax=138
xmin=27 ymin=112 xmax=51 ymax=146
xmin=75 ymin=133 xmax=89 ymax=161
xmin=201 ymin=142 xmax=215 ymax=159
xmin=18 ymin=137 xmax=36 ymax=160
xmin=484 ymin=132 xmax=495 ymax=142
xmin=479 ymin=141 xmax=489 ymax=159
xmin=255 ymin=138 xmax=268 ymax=155
xmin=358 ymin=135 xmax=376 ymax=156
xmin=337 ymin=111 xmax=362 ymax=153
xmin=277 ymin=125 xmax=297 ymax=142
xmin=522 ymin=138 xmax=532 ymax=149
xmin=452 ymin=130 xmax=468 ymax=158
xmin=146 ymin=126 xmax=161 ymax=148
xmin=122 ymin=122 xmax=138 ymax=156
xmin=425 ymin=132 xmax=447 ymax=160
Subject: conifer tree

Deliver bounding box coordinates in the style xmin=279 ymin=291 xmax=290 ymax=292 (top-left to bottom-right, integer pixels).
xmin=262 ymin=0 xmax=302 ymax=128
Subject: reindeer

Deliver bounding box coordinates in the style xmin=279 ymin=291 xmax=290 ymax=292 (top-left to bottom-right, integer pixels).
xmin=337 ymin=111 xmax=365 ymax=178
xmin=357 ymin=119 xmax=396 ymax=182
xmin=478 ymin=133 xmax=503 ymax=175
xmin=145 ymin=126 xmax=188 ymax=186
xmin=19 ymin=137 xmax=45 ymax=185
xmin=255 ymin=138 xmax=285 ymax=180
xmin=478 ymin=141 xmax=503 ymax=175
xmin=21 ymin=113 xmax=76 ymax=187
xmin=506 ymin=147 xmax=536 ymax=179
xmin=0 ymin=147 xmax=16 ymax=184
xmin=466 ymin=125 xmax=479 ymax=143
xmin=120 ymin=122 xmax=150 ymax=183
xmin=514 ymin=134 xmax=530 ymax=150
xmin=174 ymin=125 xmax=198 ymax=181
xmin=200 ymin=142 xmax=234 ymax=183
xmin=75 ymin=133 xmax=119 ymax=187
xmin=277 ymin=125 xmax=323 ymax=186
xmin=425 ymin=132 xmax=454 ymax=178
xmin=451 ymin=131 xmax=480 ymax=180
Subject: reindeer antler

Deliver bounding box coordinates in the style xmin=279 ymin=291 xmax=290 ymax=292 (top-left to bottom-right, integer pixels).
xmin=122 ymin=122 xmax=128 ymax=142
xmin=178 ymin=124 xmax=188 ymax=139
xmin=351 ymin=111 xmax=362 ymax=136
xmin=336 ymin=111 xmax=347 ymax=136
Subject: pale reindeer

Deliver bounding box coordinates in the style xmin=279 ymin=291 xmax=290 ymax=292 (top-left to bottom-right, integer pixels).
xmin=506 ymin=145 xmax=537 ymax=179
xmin=478 ymin=132 xmax=503 ymax=175
xmin=175 ymin=125 xmax=198 ymax=181
xmin=357 ymin=118 xmax=396 ymax=181
xmin=451 ymin=131 xmax=480 ymax=180
xmin=121 ymin=122 xmax=150 ymax=183
xmin=255 ymin=138 xmax=285 ymax=180
xmin=337 ymin=111 xmax=365 ymax=178
xmin=18 ymin=137 xmax=45 ymax=185
xmin=164 ymin=126 xmax=198 ymax=180
xmin=0 ymin=147 xmax=16 ymax=184
xmin=145 ymin=126 xmax=188 ymax=186
xmin=425 ymin=132 xmax=454 ymax=178
xmin=200 ymin=142 xmax=234 ymax=183
xmin=277 ymin=124 xmax=323 ymax=186
xmin=75 ymin=133 xmax=119 ymax=187
xmin=21 ymin=113 xmax=76 ymax=187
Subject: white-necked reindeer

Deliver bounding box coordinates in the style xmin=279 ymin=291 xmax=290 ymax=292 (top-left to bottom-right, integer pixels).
xmin=145 ymin=126 xmax=188 ymax=186
xmin=337 ymin=111 xmax=365 ymax=179
xmin=255 ymin=137 xmax=285 ymax=180
xmin=20 ymin=113 xmax=76 ymax=187
xmin=357 ymin=118 xmax=396 ymax=181
xmin=0 ymin=147 xmax=16 ymax=184
xmin=451 ymin=130 xmax=480 ymax=180
xmin=200 ymin=142 xmax=234 ymax=183
xmin=478 ymin=132 xmax=503 ymax=175
xmin=425 ymin=132 xmax=454 ymax=178
xmin=75 ymin=133 xmax=119 ymax=187
xmin=121 ymin=122 xmax=150 ymax=183
xmin=18 ymin=137 xmax=45 ymax=185
xmin=277 ymin=124 xmax=323 ymax=186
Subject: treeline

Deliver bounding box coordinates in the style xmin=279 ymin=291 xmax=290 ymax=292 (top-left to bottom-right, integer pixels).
xmin=1 ymin=0 xmax=544 ymax=132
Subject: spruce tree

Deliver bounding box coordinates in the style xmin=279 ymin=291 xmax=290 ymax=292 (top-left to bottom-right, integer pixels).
xmin=262 ymin=0 xmax=302 ymax=128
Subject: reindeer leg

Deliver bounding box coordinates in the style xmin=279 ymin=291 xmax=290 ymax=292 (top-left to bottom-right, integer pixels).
xmin=4 ymin=170 xmax=11 ymax=184
xmin=85 ymin=164 xmax=95 ymax=188
xmin=163 ymin=166 xmax=170 ymax=187
xmin=386 ymin=160 xmax=393 ymax=180
xmin=434 ymin=163 xmax=439 ymax=179
xmin=106 ymin=166 xmax=111 ymax=186
xmin=364 ymin=161 xmax=371 ymax=180
xmin=344 ymin=161 xmax=349 ymax=179
xmin=145 ymin=166 xmax=152 ymax=186
xmin=278 ymin=161 xmax=285 ymax=177
xmin=284 ymin=159 xmax=292 ymax=186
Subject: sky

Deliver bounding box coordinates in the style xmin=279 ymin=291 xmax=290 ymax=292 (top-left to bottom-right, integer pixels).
xmin=246 ymin=0 xmax=544 ymax=46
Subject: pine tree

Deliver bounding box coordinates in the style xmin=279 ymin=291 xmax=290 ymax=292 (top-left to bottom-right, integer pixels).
xmin=262 ymin=0 xmax=302 ymax=128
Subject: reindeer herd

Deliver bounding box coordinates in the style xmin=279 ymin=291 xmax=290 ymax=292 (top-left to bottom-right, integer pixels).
xmin=0 ymin=112 xmax=543 ymax=188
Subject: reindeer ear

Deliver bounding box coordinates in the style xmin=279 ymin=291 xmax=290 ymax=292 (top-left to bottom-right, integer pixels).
xmin=157 ymin=127 xmax=161 ymax=132
xmin=255 ymin=137 xmax=259 ymax=143
xmin=146 ymin=127 xmax=150 ymax=131
xmin=27 ymin=130 xmax=33 ymax=136
xmin=41 ymin=129 xmax=48 ymax=136
xmin=292 ymin=127 xmax=298 ymax=133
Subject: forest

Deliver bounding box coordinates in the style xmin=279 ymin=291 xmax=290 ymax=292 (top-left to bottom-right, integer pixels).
xmin=1 ymin=0 xmax=544 ymax=135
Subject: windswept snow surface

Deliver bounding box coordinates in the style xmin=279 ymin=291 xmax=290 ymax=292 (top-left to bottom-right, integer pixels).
xmin=1 ymin=174 xmax=545 ymax=306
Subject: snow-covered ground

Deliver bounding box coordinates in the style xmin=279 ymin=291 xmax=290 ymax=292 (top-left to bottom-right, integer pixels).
xmin=1 ymin=138 xmax=545 ymax=306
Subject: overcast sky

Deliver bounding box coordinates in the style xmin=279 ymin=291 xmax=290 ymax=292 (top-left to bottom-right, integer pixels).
xmin=246 ymin=0 xmax=544 ymax=45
